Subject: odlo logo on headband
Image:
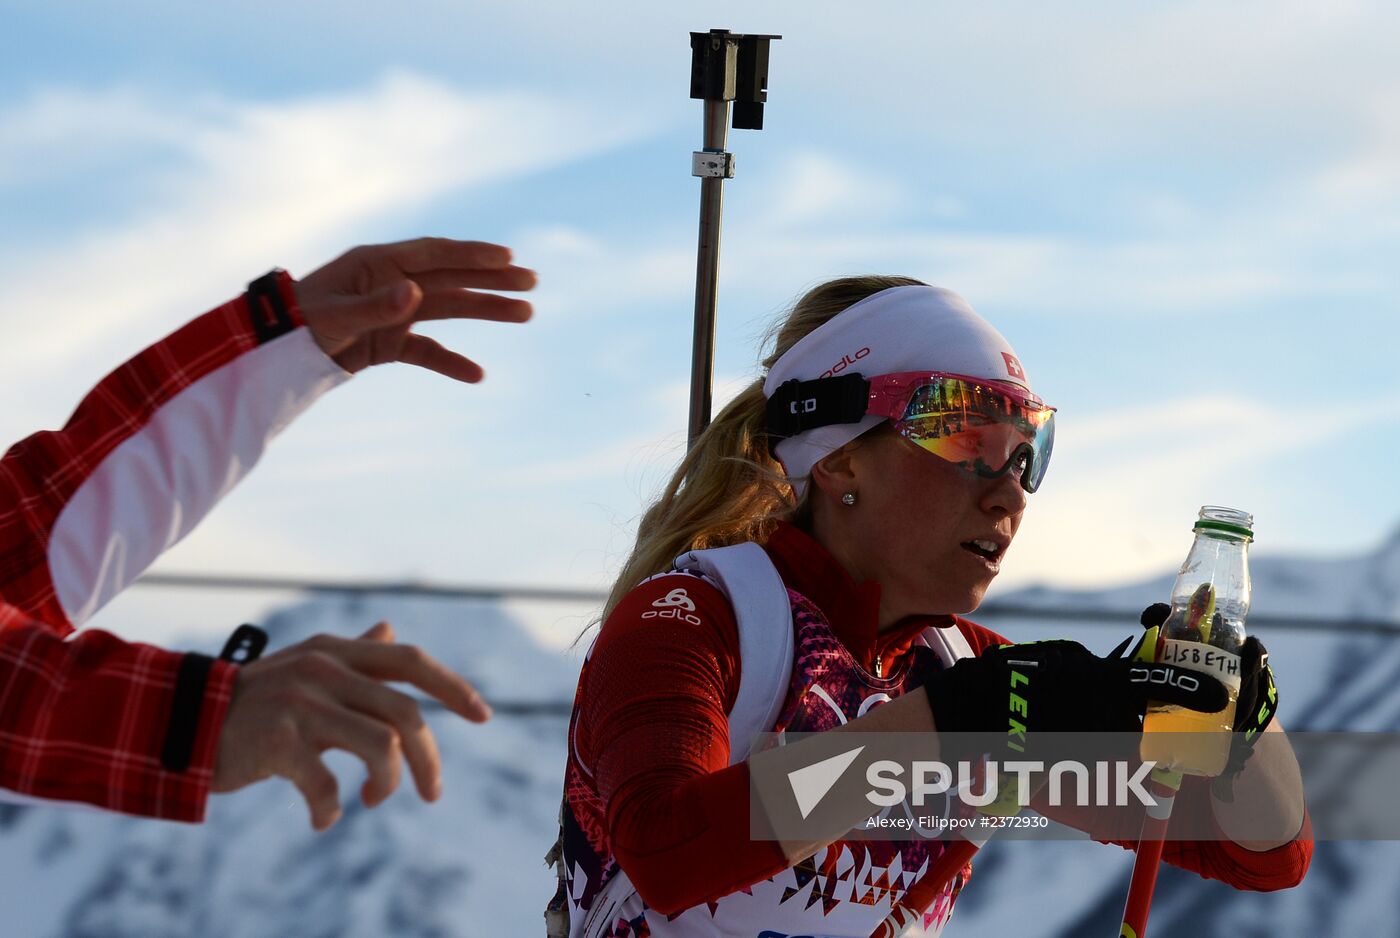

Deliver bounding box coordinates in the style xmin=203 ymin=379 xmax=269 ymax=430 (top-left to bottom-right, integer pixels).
xmin=821 ymin=347 xmax=870 ymax=379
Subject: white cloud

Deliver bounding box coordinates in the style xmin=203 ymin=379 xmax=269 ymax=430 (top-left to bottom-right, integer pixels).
xmin=486 ymin=371 xmax=752 ymax=488
xmin=0 ymin=85 xmax=203 ymax=184
xmin=998 ymin=391 xmax=1400 ymax=589
xmin=510 ymin=224 xmax=695 ymax=321
xmin=511 ymin=202 xmax=1333 ymax=331
xmin=509 ymin=428 xmax=687 ymax=488
xmin=417 ymin=0 xmax=1391 ymax=128
xmin=1306 ymin=85 xmax=1400 ymax=209
xmin=0 ymin=73 xmax=645 ymax=396
xmin=719 ymin=225 xmax=1373 ymax=317
xmin=763 ymin=151 xmax=906 ymax=227
xmin=764 ymin=1 xmax=1397 ymax=155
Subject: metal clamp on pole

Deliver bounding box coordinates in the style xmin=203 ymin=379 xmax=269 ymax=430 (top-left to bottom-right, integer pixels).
xmin=687 ymin=28 xmax=780 ymax=447
xmin=691 ymin=151 xmax=735 ymax=179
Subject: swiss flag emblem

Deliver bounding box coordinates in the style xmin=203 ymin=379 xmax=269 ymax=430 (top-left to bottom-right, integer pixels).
xmin=1002 ymin=352 xmax=1026 ymax=381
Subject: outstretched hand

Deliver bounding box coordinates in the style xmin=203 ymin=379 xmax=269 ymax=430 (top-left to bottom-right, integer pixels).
xmin=211 ymin=621 xmax=491 ymax=830
xmin=295 ymin=237 xmax=537 ymax=383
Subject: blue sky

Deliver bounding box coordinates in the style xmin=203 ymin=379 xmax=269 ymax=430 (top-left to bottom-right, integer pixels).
xmin=3 ymin=2 xmax=1398 ymax=644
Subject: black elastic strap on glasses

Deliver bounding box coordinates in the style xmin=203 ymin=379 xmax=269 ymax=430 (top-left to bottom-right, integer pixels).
xmin=765 ymin=373 xmax=872 ymax=440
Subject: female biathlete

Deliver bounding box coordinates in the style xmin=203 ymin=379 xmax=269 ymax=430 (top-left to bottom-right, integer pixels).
xmin=549 ymin=279 xmax=1311 ymax=938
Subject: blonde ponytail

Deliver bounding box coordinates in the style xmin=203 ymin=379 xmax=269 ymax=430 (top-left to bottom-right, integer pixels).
xmin=601 ymin=274 xmax=927 ymax=621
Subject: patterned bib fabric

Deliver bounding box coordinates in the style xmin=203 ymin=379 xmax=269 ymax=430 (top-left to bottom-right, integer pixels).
xmin=558 ymin=587 xmax=969 ymax=938
xmin=757 ymin=590 xmax=968 ymax=935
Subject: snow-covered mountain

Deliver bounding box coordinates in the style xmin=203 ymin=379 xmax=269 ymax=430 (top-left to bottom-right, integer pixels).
xmin=1000 ymin=523 xmax=1400 ymax=625
xmin=2 ymin=531 xmax=1397 ymax=937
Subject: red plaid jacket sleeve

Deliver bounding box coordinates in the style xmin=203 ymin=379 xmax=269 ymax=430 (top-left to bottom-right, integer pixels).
xmin=0 ymin=274 xmax=347 ymax=821
xmin=0 ymin=609 xmax=236 ymax=819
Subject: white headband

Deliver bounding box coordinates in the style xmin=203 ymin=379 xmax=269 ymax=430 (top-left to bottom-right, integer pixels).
xmin=762 ymin=285 xmax=1033 ymax=497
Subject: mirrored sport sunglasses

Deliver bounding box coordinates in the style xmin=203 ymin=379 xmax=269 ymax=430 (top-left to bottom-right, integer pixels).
xmin=765 ymin=370 xmax=1057 ymax=493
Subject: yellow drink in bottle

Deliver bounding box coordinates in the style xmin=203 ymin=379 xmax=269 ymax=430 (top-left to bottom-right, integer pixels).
xmin=1140 ymin=508 xmax=1253 ymax=777
xmin=1141 ymin=686 xmax=1238 ymax=777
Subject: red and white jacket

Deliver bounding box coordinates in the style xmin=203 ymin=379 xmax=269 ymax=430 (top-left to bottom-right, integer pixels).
xmin=0 ymin=271 xmax=348 ymax=821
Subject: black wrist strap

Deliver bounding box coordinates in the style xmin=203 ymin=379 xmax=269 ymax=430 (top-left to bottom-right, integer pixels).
xmin=218 ymin=623 xmax=269 ymax=664
xmin=160 ymin=653 xmax=215 ymax=772
xmin=159 ymin=624 xmax=268 ymax=773
xmin=246 ymin=269 xmax=298 ymax=344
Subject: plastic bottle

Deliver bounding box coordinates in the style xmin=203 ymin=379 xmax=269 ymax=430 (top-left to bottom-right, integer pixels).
xmin=1139 ymin=506 xmax=1252 ymax=777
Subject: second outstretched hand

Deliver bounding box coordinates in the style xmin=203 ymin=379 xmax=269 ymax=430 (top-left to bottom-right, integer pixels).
xmin=211 ymin=621 xmax=491 ymax=830
xmin=296 ymin=237 xmax=537 ymax=383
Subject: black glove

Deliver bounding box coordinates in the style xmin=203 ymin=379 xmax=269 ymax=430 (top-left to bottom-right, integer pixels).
xmin=1234 ymin=636 xmax=1278 ymax=741
xmin=1135 ymin=603 xmax=1280 ymax=788
xmin=1217 ymin=634 xmax=1278 ymax=791
xmin=925 ymin=637 xmax=1228 ymax=738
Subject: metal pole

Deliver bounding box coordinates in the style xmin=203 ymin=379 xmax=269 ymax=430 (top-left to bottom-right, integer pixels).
xmin=1118 ymin=771 xmax=1182 ymax=938
xmin=686 ymin=29 xmax=778 ymax=447
xmin=688 ymin=96 xmax=732 ymax=445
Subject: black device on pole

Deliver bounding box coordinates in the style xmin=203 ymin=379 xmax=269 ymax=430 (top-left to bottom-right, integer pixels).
xmin=687 ymin=29 xmax=779 ymax=446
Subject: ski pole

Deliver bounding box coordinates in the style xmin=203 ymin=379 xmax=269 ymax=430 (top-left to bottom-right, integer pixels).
xmin=1117 ymin=768 xmax=1182 ymax=938
xmin=686 ymin=28 xmax=779 ymax=446
xmin=868 ymin=763 xmax=1038 ymax=938
xmin=1120 ymin=581 xmax=1223 ymax=936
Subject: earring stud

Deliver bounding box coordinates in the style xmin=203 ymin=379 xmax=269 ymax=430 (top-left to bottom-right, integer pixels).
xmin=841 ymin=492 xmax=857 ymax=506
